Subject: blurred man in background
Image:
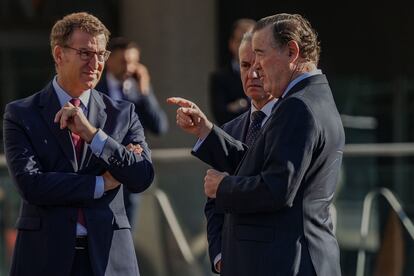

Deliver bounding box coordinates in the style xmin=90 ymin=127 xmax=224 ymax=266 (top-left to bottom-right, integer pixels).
xmin=96 ymin=37 xmax=168 ymax=226
xmin=97 ymin=37 xmax=168 ymax=135
xmin=209 ymin=18 xmax=255 ymax=125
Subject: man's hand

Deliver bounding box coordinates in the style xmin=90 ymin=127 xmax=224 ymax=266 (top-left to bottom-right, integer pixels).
xmin=54 ymin=101 xmax=97 ymax=143
xmin=215 ymin=260 xmax=222 ymax=273
xmin=204 ymin=169 xmax=229 ymax=198
xmin=166 ymin=97 xmax=213 ymax=139
xmin=102 ymin=171 xmax=121 ymax=192
xmin=126 ymin=143 xmax=143 ymax=154
xmin=129 ymin=62 xmax=151 ymax=95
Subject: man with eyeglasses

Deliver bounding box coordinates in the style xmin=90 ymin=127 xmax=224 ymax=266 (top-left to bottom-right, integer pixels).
xmin=3 ymin=12 xmax=154 ymax=276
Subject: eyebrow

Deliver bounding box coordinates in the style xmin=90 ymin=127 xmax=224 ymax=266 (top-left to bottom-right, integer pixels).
xmin=79 ymin=48 xmax=106 ymax=53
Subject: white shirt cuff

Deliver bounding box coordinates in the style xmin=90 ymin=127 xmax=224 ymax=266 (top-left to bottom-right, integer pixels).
xmin=213 ymin=253 xmax=222 ymax=272
xmin=89 ymin=129 xmax=108 ymax=157
xmin=94 ymin=176 xmax=104 ymax=198
xmin=193 ymin=137 xmax=206 ymax=152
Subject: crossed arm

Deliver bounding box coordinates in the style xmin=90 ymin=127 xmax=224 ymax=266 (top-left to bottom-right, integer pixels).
xmin=4 ymin=101 xmax=154 ymax=206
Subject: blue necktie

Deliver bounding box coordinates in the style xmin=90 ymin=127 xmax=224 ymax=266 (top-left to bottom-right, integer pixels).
xmin=245 ymin=111 xmax=266 ymax=147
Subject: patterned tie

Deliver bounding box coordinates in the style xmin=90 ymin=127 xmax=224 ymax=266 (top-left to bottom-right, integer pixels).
xmin=69 ymin=98 xmax=86 ymax=227
xmin=245 ymin=110 xmax=266 ymax=147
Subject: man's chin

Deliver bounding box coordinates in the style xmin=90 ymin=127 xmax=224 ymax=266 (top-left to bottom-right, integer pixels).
xmin=247 ymin=88 xmax=264 ymax=97
xmin=83 ymin=77 xmax=99 ymax=89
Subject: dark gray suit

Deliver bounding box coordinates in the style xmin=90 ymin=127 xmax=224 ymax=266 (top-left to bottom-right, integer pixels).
xmin=197 ymin=110 xmax=250 ymax=273
xmin=3 ymin=82 xmax=154 ymax=276
xmin=194 ymin=74 xmax=344 ymax=276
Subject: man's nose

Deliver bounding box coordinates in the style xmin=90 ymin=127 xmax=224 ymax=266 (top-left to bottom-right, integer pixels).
xmin=253 ymin=60 xmax=261 ymax=71
xmin=248 ymin=68 xmax=259 ymax=79
xmin=88 ymin=53 xmax=100 ymax=68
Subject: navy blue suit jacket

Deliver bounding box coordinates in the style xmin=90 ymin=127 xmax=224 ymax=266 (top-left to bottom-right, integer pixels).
xmin=194 ymin=110 xmax=250 ymax=272
xmin=194 ymin=75 xmax=344 ymax=276
xmin=3 ymin=82 xmax=154 ymax=276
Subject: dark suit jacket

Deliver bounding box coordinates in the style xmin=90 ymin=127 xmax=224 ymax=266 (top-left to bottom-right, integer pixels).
xmin=195 ymin=110 xmax=250 ymax=272
xmin=96 ymin=74 xmax=168 ymax=135
xmin=3 ymin=82 xmax=154 ymax=276
xmin=194 ymin=75 xmax=344 ymax=276
xmin=209 ymin=66 xmax=250 ymax=125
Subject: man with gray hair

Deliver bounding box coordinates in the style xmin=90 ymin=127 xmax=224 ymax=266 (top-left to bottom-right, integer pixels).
xmin=200 ymin=13 xmax=344 ymax=275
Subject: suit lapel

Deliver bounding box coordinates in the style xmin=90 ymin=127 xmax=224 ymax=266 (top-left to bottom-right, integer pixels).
xmin=88 ymin=90 xmax=107 ymax=135
xmin=229 ymin=111 xmax=258 ymax=174
xmin=234 ymin=74 xmax=329 ymax=175
xmin=240 ymin=112 xmax=250 ymax=143
xmin=225 ymin=111 xmax=250 ymax=143
xmin=39 ymin=83 xmax=78 ymax=171
xmin=261 ymin=75 xmax=328 ymax=135
xmin=80 ymin=90 xmax=107 ymax=167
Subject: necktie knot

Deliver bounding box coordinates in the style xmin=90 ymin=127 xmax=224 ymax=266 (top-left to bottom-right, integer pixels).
xmin=245 ymin=110 xmax=266 ymax=147
xmin=70 ymin=98 xmax=81 ymax=108
xmin=250 ymin=110 xmax=266 ymax=123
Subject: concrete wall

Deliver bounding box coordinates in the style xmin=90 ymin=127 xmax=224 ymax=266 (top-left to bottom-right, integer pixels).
xmin=120 ymin=0 xmax=217 ymax=148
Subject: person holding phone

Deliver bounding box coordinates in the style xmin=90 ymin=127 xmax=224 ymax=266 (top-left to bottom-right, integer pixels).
xmin=96 ymin=37 xmax=168 ymax=226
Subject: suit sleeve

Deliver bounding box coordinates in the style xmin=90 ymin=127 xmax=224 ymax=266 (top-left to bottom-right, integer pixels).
xmin=215 ymin=98 xmax=318 ymax=214
xmin=191 ymin=125 xmax=247 ymax=174
xmin=194 ymin=123 xmax=246 ymax=272
xmin=97 ymin=103 xmax=154 ymax=193
xmin=204 ymin=197 xmax=223 ymax=273
xmin=3 ymin=103 xmax=96 ymax=206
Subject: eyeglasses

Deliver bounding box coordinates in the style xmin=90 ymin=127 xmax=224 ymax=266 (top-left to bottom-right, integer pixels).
xmin=63 ymin=45 xmax=111 ymax=62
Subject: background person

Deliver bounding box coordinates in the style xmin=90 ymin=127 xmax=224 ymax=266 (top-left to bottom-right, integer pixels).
xmin=209 ymin=18 xmax=255 ymax=125
xmin=96 ymin=37 xmax=168 ymax=226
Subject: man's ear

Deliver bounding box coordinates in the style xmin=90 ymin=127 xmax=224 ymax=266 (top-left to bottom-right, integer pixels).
xmin=286 ymin=40 xmax=300 ymax=62
xmin=53 ymin=45 xmax=62 ymax=65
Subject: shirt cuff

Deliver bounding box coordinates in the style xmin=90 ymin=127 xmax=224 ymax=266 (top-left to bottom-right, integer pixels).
xmin=94 ymin=176 xmax=104 ymax=198
xmin=193 ymin=137 xmax=206 ymax=152
xmin=213 ymin=253 xmax=222 ymax=272
xmin=89 ymin=129 xmax=108 ymax=157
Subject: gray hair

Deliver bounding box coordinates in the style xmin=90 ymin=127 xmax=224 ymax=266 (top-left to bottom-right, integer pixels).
xmin=254 ymin=13 xmax=320 ymax=65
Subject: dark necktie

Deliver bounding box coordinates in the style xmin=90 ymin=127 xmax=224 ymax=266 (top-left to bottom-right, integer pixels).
xmin=245 ymin=110 xmax=266 ymax=147
xmin=69 ymin=98 xmax=86 ymax=227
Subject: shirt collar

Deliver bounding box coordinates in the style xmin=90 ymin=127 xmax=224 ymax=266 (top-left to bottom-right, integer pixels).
xmin=52 ymin=76 xmax=91 ymax=108
xmin=251 ymin=98 xmax=278 ymax=117
xmin=281 ymin=69 xmax=322 ymax=98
